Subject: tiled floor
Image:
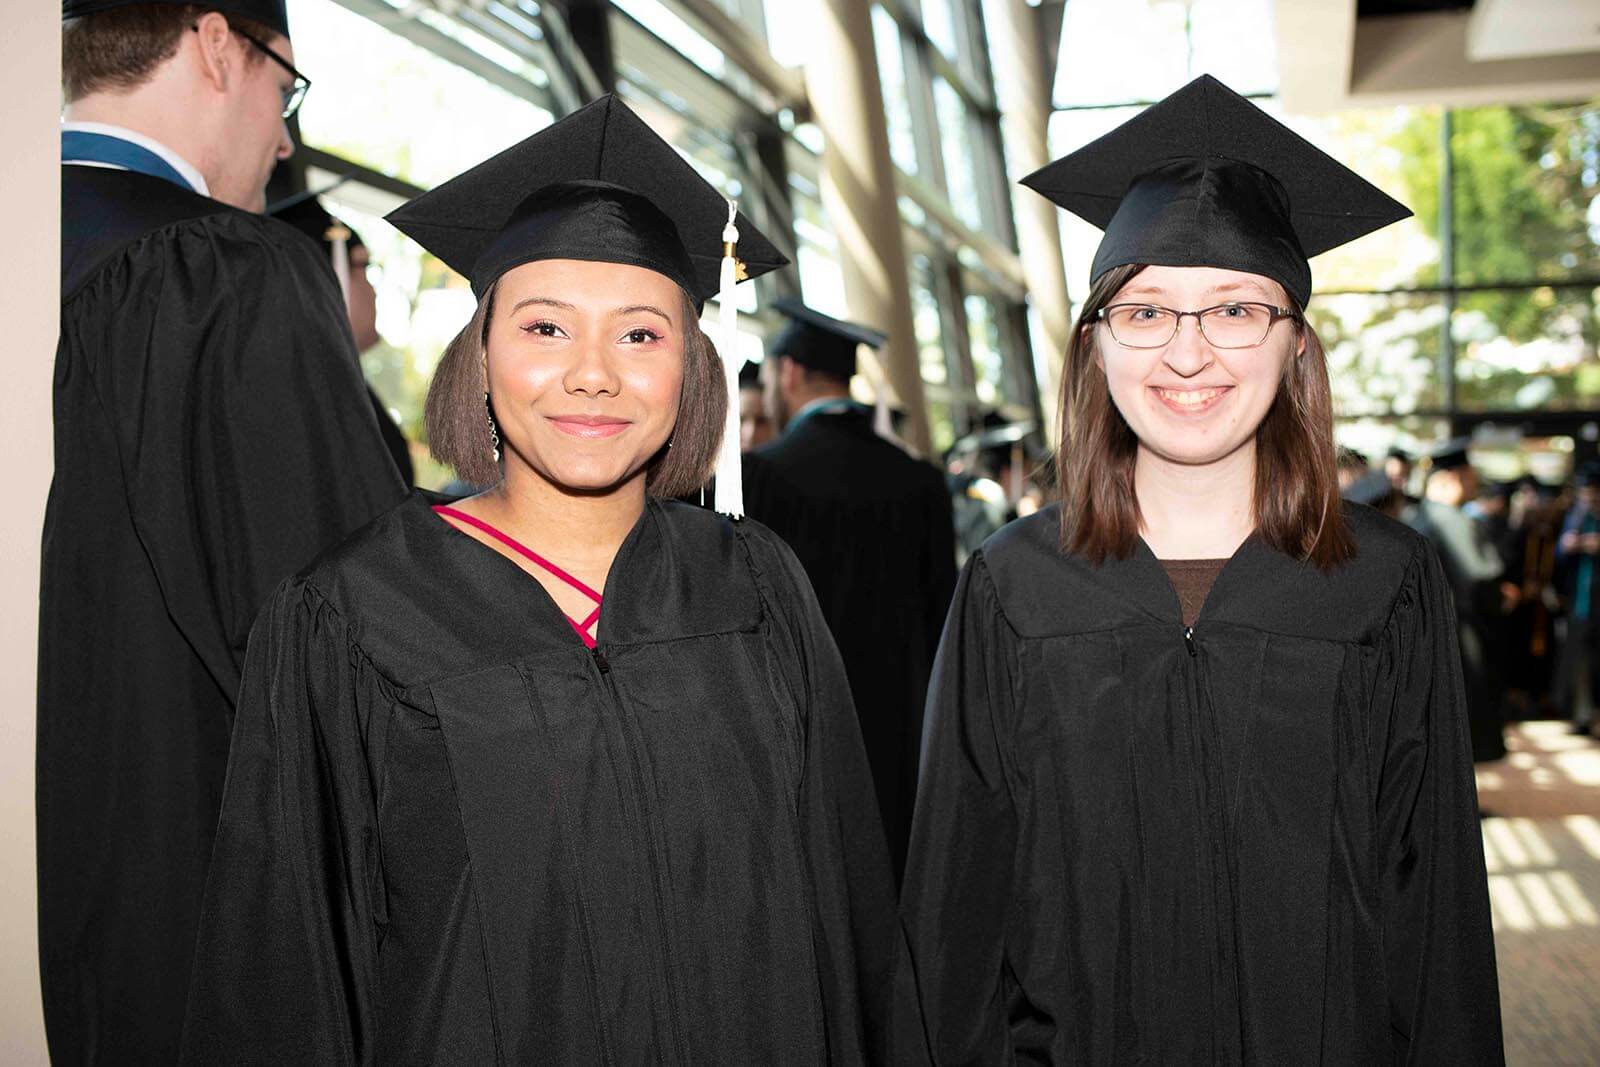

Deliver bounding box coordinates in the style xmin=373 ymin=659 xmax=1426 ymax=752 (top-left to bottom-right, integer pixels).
xmin=1477 ymin=722 xmax=1600 ymax=1066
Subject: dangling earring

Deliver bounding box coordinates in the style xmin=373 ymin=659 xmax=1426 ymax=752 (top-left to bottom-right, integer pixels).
xmin=484 ymin=392 xmax=502 ymax=463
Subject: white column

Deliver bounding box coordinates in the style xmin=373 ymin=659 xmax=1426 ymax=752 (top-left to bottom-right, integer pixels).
xmin=803 ymin=0 xmax=931 ymax=456
xmin=982 ymin=0 xmax=1073 ymax=428
xmin=0 ymin=4 xmax=58 ymax=1062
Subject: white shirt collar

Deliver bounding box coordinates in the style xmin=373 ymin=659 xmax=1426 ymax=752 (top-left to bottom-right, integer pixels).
xmin=61 ymin=120 xmax=211 ymax=198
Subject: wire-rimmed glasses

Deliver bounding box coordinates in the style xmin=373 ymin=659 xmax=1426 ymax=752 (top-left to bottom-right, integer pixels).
xmin=1096 ymin=302 xmax=1299 ymax=349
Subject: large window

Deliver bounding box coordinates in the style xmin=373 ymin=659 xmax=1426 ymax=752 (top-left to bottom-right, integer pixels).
xmin=869 ymin=0 xmax=1038 ymax=445
xmin=283 ymin=0 xmax=1046 ymax=482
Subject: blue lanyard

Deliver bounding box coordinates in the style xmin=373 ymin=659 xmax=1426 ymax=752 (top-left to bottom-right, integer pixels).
xmin=61 ymin=130 xmax=196 ymax=194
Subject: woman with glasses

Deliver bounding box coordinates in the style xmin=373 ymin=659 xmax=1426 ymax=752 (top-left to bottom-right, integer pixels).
xmin=179 ymin=97 xmax=895 ymax=1065
xmin=896 ymin=76 xmax=1503 ymax=1065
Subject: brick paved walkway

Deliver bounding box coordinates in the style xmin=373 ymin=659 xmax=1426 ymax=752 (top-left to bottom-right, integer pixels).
xmin=1478 ymin=722 xmax=1600 ymax=1066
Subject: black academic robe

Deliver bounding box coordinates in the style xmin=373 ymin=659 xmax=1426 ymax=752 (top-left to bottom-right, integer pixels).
xmin=39 ymin=166 xmax=406 ymax=1066
xmin=180 ymin=494 xmax=896 ymax=1065
xmin=897 ymin=503 xmax=1503 ymax=1066
xmin=744 ymin=405 xmax=957 ymax=884
xmin=368 ymin=385 xmax=415 ymax=485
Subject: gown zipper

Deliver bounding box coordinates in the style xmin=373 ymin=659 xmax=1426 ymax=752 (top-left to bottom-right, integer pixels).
xmin=588 ymin=644 xmax=691 ymax=1064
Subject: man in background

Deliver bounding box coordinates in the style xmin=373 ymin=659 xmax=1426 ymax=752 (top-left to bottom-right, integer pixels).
xmin=738 ymin=359 xmax=775 ymax=452
xmin=274 ymin=194 xmax=416 ymax=483
xmin=1554 ymin=465 xmax=1600 ymax=736
xmin=744 ymin=299 xmax=956 ymax=883
xmin=45 ymin=3 xmax=405 ymax=1061
xmin=1407 ymin=440 xmax=1509 ymax=762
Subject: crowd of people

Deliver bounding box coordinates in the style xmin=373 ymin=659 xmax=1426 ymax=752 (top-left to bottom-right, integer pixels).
xmin=1340 ymin=441 xmax=1600 ymax=753
xmin=48 ymin=0 xmax=1510 ymax=1063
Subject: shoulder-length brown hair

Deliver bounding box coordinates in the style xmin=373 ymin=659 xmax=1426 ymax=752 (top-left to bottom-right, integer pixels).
xmin=1058 ymin=263 xmax=1354 ymax=569
xmin=425 ymin=281 xmax=726 ymax=496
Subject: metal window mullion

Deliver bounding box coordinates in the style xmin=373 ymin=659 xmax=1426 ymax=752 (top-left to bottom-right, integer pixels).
xmin=330 ymin=0 xmax=557 ymax=109
xmin=938 ymin=258 xmax=979 ymax=433
xmin=900 ymin=28 xmax=949 ymax=196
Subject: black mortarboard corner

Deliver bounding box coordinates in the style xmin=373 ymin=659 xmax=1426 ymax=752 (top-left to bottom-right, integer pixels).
xmin=63 ymin=0 xmax=290 ymax=37
xmin=1344 ymin=470 xmax=1397 ymax=508
xmin=1020 ymin=74 xmax=1411 ymax=308
xmin=738 ymin=360 xmax=762 ymax=389
xmin=387 ymin=95 xmax=788 ymax=517
xmin=272 ymin=196 xmax=363 ymax=255
xmin=385 ymin=95 xmax=787 ymax=305
xmin=769 ymin=298 xmax=886 ymax=378
xmin=1423 ymin=437 xmax=1473 ymax=473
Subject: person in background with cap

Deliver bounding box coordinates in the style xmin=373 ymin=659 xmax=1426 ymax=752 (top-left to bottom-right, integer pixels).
xmin=738 ymin=358 xmax=776 ymax=451
xmin=946 ymin=413 xmax=1049 ymax=565
xmin=1407 ymin=440 xmax=1510 ymax=763
xmin=1553 ymin=464 xmax=1600 ymax=736
xmin=898 ymin=76 xmax=1501 ymax=1064
xmin=44 ymin=3 xmax=406 ymax=1062
xmin=180 ymin=97 xmax=894 ymax=1064
xmin=1385 ymin=445 xmax=1417 ymax=499
xmin=274 ymin=195 xmax=417 ymax=484
xmin=743 ymin=299 xmax=957 ymax=885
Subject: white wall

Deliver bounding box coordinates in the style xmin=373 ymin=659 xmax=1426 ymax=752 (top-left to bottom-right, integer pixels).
xmin=0 ymin=6 xmax=58 ymax=1063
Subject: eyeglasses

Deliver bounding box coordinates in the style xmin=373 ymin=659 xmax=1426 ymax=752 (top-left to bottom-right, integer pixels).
xmin=192 ymin=23 xmax=312 ymax=119
xmin=235 ymin=30 xmax=311 ymax=119
xmin=1096 ymin=301 xmax=1299 ymax=350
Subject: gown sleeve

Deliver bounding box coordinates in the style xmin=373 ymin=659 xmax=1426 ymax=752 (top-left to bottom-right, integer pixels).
xmin=86 ymin=216 xmax=406 ymax=703
xmin=1374 ymin=542 xmax=1504 ymax=1064
xmin=741 ymin=523 xmax=898 ymax=1066
xmin=179 ymin=580 xmax=390 ymax=1066
xmin=896 ymin=556 xmax=1017 ymax=1062
xmin=895 ymin=552 xmax=1022 ymax=1066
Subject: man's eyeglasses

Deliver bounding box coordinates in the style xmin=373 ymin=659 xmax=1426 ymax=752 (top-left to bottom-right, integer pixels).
xmin=191 ymin=24 xmax=311 ymax=119
xmin=1095 ymin=301 xmax=1300 ymax=350
xmin=235 ymin=29 xmax=311 ymax=119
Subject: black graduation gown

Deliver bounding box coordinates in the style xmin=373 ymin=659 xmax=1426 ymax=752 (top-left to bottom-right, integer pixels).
xmin=180 ymin=494 xmax=896 ymax=1065
xmin=39 ymin=166 xmax=407 ymax=1066
xmin=368 ymin=385 xmax=415 ymax=484
xmin=744 ymin=405 xmax=957 ymax=884
xmin=897 ymin=503 xmax=1503 ymax=1065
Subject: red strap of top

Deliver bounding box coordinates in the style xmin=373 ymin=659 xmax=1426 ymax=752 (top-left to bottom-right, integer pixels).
xmin=433 ymin=505 xmax=603 ymax=648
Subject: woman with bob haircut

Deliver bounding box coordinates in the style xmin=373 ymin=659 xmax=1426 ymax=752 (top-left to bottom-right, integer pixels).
xmin=181 ymin=97 xmax=895 ymax=1065
xmin=896 ymin=76 xmax=1502 ymax=1066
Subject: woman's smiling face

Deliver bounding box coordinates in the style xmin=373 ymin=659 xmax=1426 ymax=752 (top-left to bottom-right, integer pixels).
xmin=1096 ymin=264 xmax=1303 ymax=468
xmin=485 ymin=258 xmax=686 ymax=494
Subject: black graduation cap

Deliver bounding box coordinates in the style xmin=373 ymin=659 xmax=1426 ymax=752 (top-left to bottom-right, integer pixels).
xmin=271 ymin=195 xmax=362 ymax=255
xmin=1343 ymin=469 xmax=1397 ymax=508
xmin=1020 ymin=74 xmax=1411 ymax=307
xmin=385 ymin=95 xmax=787 ymax=304
xmin=738 ymin=360 xmax=762 ymax=389
xmin=63 ymin=0 xmax=290 ymax=37
xmin=1422 ymin=437 xmax=1473 ymax=472
xmin=769 ymin=298 xmax=886 ymax=378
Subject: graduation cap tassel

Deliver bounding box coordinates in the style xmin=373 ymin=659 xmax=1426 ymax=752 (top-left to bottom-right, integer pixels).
xmin=326 ymin=221 xmax=353 ymax=305
xmin=713 ymin=200 xmax=744 ymax=519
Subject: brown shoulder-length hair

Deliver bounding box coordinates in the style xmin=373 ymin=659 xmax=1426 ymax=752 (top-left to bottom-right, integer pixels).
xmin=425 ymin=281 xmax=727 ymax=496
xmin=1058 ymin=262 xmax=1355 ymax=569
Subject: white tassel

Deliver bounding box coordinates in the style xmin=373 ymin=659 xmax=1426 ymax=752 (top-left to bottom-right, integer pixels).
xmin=326 ymin=221 xmax=352 ymax=305
xmin=713 ymin=199 xmax=744 ymax=518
